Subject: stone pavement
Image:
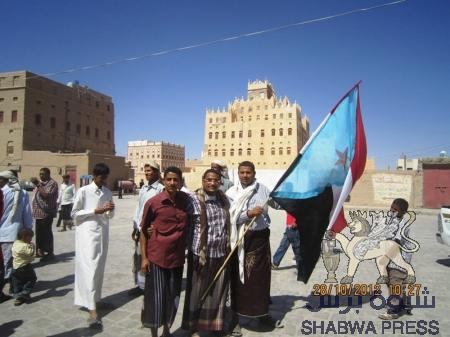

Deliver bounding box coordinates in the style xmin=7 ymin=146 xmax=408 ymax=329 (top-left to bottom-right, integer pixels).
xmin=0 ymin=195 xmax=449 ymax=337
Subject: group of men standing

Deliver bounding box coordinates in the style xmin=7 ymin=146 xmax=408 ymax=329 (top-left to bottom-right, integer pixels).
xmin=130 ymin=159 xmax=279 ymax=337
xmin=0 ymin=167 xmax=75 ymax=301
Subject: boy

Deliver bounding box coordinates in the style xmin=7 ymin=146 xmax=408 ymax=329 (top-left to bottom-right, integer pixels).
xmin=379 ymin=198 xmax=413 ymax=320
xmin=11 ymin=228 xmax=36 ymax=306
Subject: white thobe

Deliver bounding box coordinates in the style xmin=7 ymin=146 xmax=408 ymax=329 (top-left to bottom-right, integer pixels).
xmin=71 ymin=182 xmax=114 ymax=310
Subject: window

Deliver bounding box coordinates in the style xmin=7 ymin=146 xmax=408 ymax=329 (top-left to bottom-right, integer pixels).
xmin=207 ymin=150 xmax=211 ymax=156
xmin=247 ymin=148 xmax=251 ymax=156
xmin=256 ymin=115 xmax=260 ymax=120
xmin=222 ymin=149 xmax=226 ymax=156
xmin=287 ymin=147 xmax=291 ymax=155
xmin=214 ymin=149 xmax=218 ymax=157
xmin=271 ymin=148 xmax=275 ymax=155
xmin=288 ymin=128 xmax=292 ymax=136
xmin=7 ymin=141 xmax=14 ymax=156
xmin=248 ymin=115 xmax=252 ymax=121
xmin=279 ymin=128 xmax=283 ymax=136
xmin=238 ymin=131 xmax=243 ymax=138
xmin=66 ymin=122 xmax=71 ymax=131
xmin=280 ymin=113 xmax=283 ymax=119
xmin=95 ymin=128 xmax=99 ymax=138
xmin=0 ymin=98 xmax=4 ymax=102
xmin=50 ymin=117 xmax=56 ymax=128
xmin=13 ymin=97 xmax=18 ymax=102
xmin=264 ymin=115 xmax=268 ymax=120
xmin=209 ymin=118 xmax=213 ymax=123
xmin=272 ymin=114 xmax=276 ymax=119
xmin=261 ymin=129 xmax=265 ymax=137
xmin=215 ymin=132 xmax=219 ymax=140
xmin=208 ymin=132 xmax=212 ymax=139
xmin=256 ymin=106 xmax=260 ymax=110
xmin=222 ymin=131 xmax=226 ymax=138
xmin=36 ymin=100 xmax=41 ymax=105
xmin=248 ymin=130 xmax=252 ymax=137
xmin=86 ymin=126 xmax=90 ymax=136
xmin=95 ymin=101 xmax=100 ymax=108
xmin=11 ymin=110 xmax=17 ymax=122
xmin=288 ymin=113 xmax=292 ymax=118
xmin=230 ymin=149 xmax=234 ymax=156
xmin=271 ymin=129 xmax=275 ymax=136
xmin=76 ymin=124 xmax=81 ymax=134
xmin=107 ymin=131 xmax=111 ymax=140
xmin=231 ymin=131 xmax=235 ymax=138
xmin=35 ymin=114 xmax=41 ymax=126
xmin=279 ymin=147 xmax=283 ymax=155
xmin=0 ymin=111 xmax=3 ymax=123
xmin=260 ymin=148 xmax=264 ymax=155
xmin=238 ymin=148 xmax=242 ymax=156
xmin=107 ymin=104 xmax=110 ymax=111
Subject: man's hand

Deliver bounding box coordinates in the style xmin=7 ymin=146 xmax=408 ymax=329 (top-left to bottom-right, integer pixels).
xmin=146 ymin=225 xmax=154 ymax=237
xmin=247 ymin=206 xmax=264 ymax=218
xmin=141 ymin=257 xmax=150 ymax=273
xmin=95 ymin=202 xmax=115 ymax=214
xmin=30 ymin=177 xmax=40 ymax=186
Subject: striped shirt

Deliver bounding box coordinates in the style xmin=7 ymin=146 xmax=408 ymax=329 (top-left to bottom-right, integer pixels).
xmin=32 ymin=178 xmax=58 ymax=219
xmin=190 ymin=193 xmax=228 ymax=258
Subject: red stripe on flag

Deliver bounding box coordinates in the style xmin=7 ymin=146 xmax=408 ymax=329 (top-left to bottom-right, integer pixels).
xmin=350 ymin=85 xmax=367 ymax=183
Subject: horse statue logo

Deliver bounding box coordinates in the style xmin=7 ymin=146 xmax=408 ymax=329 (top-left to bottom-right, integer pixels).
xmin=324 ymin=210 xmax=419 ymax=284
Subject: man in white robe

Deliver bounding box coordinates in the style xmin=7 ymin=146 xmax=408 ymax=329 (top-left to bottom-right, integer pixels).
xmin=71 ymin=163 xmax=115 ymax=328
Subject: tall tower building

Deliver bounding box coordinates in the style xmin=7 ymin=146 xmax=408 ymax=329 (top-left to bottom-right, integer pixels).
xmin=202 ymin=80 xmax=309 ymax=169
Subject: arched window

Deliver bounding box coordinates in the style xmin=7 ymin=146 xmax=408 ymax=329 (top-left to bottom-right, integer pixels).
xmin=238 ymin=148 xmax=242 ymax=156
xmin=231 ymin=131 xmax=235 ymax=138
xmin=208 ymin=150 xmax=211 ymax=156
xmin=261 ymin=129 xmax=265 ymax=137
xmin=271 ymin=129 xmax=275 ymax=136
xmin=215 ymin=132 xmax=219 ymax=139
xmin=209 ymin=132 xmax=212 ymax=139
xmin=239 ymin=131 xmax=243 ymax=138
xmin=248 ymin=130 xmax=252 ymax=137
xmin=279 ymin=147 xmax=283 ymax=155
xmin=247 ymin=148 xmax=251 ymax=155
xmin=288 ymin=128 xmax=292 ymax=136
xmin=222 ymin=149 xmax=226 ymax=156
xmin=260 ymin=148 xmax=264 ymax=155
xmin=279 ymin=128 xmax=283 ymax=136
xmin=271 ymin=148 xmax=275 ymax=155
xmin=222 ymin=131 xmax=226 ymax=138
xmin=214 ymin=149 xmax=218 ymax=156
xmin=287 ymin=147 xmax=291 ymax=155
xmin=230 ymin=149 xmax=235 ymax=156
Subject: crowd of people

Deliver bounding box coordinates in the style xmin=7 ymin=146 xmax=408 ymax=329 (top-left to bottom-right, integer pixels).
xmin=0 ymin=160 xmax=414 ymax=336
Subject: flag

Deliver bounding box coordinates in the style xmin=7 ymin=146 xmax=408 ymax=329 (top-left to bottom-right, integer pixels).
xmin=270 ymin=83 xmax=366 ymax=283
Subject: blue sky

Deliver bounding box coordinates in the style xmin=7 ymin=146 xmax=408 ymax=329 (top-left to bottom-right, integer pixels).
xmin=2 ymin=0 xmax=449 ymax=169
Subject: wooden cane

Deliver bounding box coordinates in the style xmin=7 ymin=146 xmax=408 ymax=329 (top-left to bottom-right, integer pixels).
xmin=199 ymin=214 xmax=258 ymax=305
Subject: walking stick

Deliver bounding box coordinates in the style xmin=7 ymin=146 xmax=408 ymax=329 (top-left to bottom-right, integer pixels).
xmin=199 ymin=210 xmax=262 ymax=305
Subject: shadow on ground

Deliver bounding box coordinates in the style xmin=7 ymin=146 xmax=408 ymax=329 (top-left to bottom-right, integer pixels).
xmin=0 ymin=320 xmax=23 ymax=337
xmin=436 ymin=256 xmax=450 ymax=267
xmin=46 ymin=326 xmax=103 ymax=337
xmin=31 ymin=274 xmax=74 ymax=302
xmin=32 ymin=251 xmax=75 ymax=269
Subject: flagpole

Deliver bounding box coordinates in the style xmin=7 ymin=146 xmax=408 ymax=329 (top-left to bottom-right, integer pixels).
xmin=200 ymin=199 xmax=269 ymax=305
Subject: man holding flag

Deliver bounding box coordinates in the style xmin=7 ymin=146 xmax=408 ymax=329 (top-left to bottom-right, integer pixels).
xmin=226 ymin=161 xmax=280 ymax=334
xmin=270 ymin=83 xmax=366 ymax=283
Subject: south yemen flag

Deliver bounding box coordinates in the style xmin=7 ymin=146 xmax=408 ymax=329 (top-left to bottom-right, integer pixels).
xmin=270 ymin=83 xmax=366 ymax=283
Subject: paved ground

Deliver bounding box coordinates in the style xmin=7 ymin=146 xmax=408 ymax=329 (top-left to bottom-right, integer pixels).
xmin=0 ymin=195 xmax=449 ymax=337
